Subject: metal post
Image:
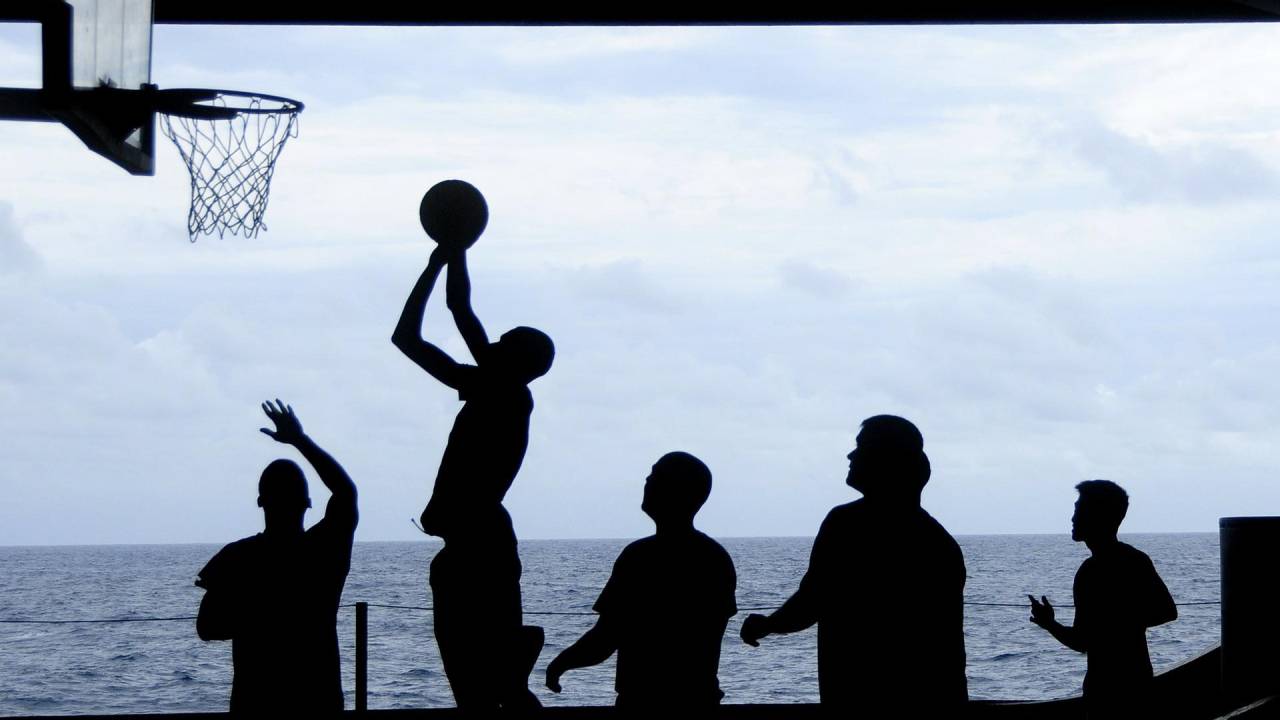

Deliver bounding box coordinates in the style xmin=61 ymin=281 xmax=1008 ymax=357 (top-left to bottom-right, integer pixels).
xmin=355 ymin=601 xmax=368 ymax=712
xmin=1221 ymin=517 xmax=1280 ymax=708
xmin=40 ymin=1 xmax=72 ymax=91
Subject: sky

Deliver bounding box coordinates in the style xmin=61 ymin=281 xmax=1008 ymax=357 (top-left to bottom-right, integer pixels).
xmin=1 ymin=23 xmax=1278 ymax=545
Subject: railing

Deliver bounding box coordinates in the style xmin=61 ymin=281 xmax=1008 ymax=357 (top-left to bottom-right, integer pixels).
xmin=0 ymin=598 xmax=1223 ymax=712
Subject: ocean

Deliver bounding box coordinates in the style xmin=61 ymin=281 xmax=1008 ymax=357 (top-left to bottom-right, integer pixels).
xmin=0 ymin=534 xmax=1220 ymax=715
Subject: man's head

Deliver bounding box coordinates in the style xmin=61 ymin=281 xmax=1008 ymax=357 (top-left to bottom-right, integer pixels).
xmin=494 ymin=326 xmax=555 ymax=383
xmin=642 ymin=451 xmax=713 ymax=527
xmin=845 ymin=414 xmax=930 ymax=502
xmin=1072 ymin=479 xmax=1128 ymax=542
xmin=258 ymin=459 xmax=311 ymax=530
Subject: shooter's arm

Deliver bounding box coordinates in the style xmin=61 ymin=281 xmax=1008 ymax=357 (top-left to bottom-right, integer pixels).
xmin=392 ymin=250 xmax=468 ymax=389
xmin=445 ymin=252 xmax=490 ymax=362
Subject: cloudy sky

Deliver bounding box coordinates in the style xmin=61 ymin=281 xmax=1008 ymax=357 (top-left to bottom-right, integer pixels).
xmin=1 ymin=23 xmax=1278 ymax=545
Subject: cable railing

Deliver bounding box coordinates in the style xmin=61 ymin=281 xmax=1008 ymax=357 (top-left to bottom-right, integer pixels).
xmin=0 ymin=597 xmax=1222 ymax=622
xmin=0 ymin=598 xmax=1223 ymax=711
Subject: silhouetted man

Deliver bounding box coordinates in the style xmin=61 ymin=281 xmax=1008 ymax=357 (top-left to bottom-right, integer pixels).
xmin=392 ymin=209 xmax=554 ymax=709
xmin=740 ymin=415 xmax=967 ymax=711
xmin=195 ymin=400 xmax=358 ymax=713
xmin=545 ymin=452 xmax=737 ymax=707
xmin=1029 ymin=480 xmax=1176 ymax=719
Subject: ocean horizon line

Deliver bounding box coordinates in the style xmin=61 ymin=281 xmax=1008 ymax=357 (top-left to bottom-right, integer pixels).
xmin=0 ymin=530 xmax=1219 ymax=549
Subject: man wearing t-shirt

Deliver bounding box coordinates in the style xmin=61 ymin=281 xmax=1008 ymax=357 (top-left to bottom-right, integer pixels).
xmin=545 ymin=452 xmax=738 ymax=707
xmin=195 ymin=400 xmax=358 ymax=713
xmin=1029 ymin=480 xmax=1177 ymax=719
xmin=393 ymin=237 xmax=554 ymax=709
xmin=740 ymin=415 xmax=968 ymax=712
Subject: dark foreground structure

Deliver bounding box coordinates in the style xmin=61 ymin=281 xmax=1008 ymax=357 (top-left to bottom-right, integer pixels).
xmin=10 ymin=647 xmax=1277 ymax=720
xmin=6 ymin=1 xmax=1280 ymax=24
xmin=11 ymin=641 xmax=1278 ymax=720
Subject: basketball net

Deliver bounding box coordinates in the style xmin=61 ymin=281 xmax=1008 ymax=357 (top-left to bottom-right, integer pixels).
xmin=159 ymin=92 xmax=301 ymax=241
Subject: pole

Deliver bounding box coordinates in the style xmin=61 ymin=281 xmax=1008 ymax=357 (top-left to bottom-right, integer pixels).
xmin=355 ymin=601 xmax=368 ymax=712
xmin=1220 ymin=517 xmax=1280 ymax=707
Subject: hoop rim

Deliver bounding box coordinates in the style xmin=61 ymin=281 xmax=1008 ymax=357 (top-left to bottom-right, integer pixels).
xmin=152 ymin=87 xmax=305 ymax=120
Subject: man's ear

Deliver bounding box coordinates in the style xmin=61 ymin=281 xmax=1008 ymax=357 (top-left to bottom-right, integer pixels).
xmin=257 ymin=496 xmax=264 ymax=508
xmin=306 ymin=498 xmax=313 ymax=509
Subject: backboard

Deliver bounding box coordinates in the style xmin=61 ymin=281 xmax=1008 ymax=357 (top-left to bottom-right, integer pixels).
xmin=0 ymin=0 xmax=157 ymax=175
xmin=55 ymin=0 xmax=157 ymax=175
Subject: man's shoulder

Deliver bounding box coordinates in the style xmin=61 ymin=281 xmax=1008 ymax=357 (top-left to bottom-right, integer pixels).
xmin=1079 ymin=543 xmax=1154 ymax=580
xmin=824 ymin=499 xmax=868 ymax=523
xmin=307 ymin=513 xmax=357 ymax=541
xmin=619 ymin=532 xmax=733 ymax=570
xmin=216 ymin=533 xmax=265 ymax=557
xmin=691 ymin=530 xmax=734 ymax=564
xmin=198 ymin=534 xmax=263 ymax=586
xmin=1114 ymin=541 xmax=1157 ymax=570
xmin=618 ymin=534 xmax=659 ymax=561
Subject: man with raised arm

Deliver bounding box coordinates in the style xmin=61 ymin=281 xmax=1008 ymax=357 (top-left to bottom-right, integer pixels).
xmin=195 ymin=400 xmax=358 ymax=713
xmin=739 ymin=415 xmax=967 ymax=713
xmin=545 ymin=452 xmax=738 ymax=708
xmin=1029 ymin=480 xmax=1177 ymax=719
xmin=392 ymin=189 xmax=554 ymax=709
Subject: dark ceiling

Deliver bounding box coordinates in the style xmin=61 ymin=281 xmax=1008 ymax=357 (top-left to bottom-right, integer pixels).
xmin=2 ymin=1 xmax=1279 ymax=25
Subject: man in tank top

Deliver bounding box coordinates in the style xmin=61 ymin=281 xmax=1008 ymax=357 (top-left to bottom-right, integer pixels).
xmin=393 ymin=239 xmax=553 ymax=709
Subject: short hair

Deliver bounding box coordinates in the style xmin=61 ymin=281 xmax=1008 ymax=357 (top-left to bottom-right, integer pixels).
xmin=859 ymin=415 xmax=931 ymax=492
xmin=259 ymin=459 xmax=309 ymax=507
xmin=504 ymin=326 xmax=555 ymax=380
xmin=653 ymin=451 xmax=713 ymax=516
xmin=1076 ymin=479 xmax=1129 ymax=531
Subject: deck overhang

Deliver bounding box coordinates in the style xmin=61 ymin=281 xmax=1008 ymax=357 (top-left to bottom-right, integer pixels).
xmin=3 ymin=1 xmax=1280 ymax=25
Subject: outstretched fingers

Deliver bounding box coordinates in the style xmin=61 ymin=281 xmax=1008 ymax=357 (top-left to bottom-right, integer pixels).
xmin=259 ymin=399 xmax=303 ymax=444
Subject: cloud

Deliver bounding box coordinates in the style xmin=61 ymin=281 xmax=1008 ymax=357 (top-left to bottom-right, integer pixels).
xmin=6 ymin=25 xmax=1280 ymax=545
xmin=0 ymin=203 xmax=42 ymax=276
xmin=777 ymin=259 xmax=853 ymax=299
xmin=1064 ymin=122 xmax=1277 ymax=204
xmin=566 ymin=259 xmax=681 ymax=314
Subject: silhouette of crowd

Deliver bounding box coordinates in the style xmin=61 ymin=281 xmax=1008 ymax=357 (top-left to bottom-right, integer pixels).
xmin=193 ymin=181 xmax=1178 ymax=717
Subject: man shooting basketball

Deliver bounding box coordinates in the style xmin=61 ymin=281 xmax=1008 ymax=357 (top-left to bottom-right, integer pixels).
xmin=392 ymin=180 xmax=554 ymax=709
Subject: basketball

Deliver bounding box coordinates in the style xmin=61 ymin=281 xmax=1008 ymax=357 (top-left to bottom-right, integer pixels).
xmin=419 ymin=180 xmax=489 ymax=249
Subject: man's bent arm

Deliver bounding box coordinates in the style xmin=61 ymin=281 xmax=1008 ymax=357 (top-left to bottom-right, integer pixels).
xmin=196 ymin=589 xmax=234 ymax=641
xmin=546 ymin=616 xmax=619 ymax=692
xmin=1146 ymin=568 xmax=1178 ymax=628
xmin=741 ymin=571 xmax=819 ymax=647
xmin=393 ymin=250 xmax=467 ymax=389
xmin=295 ymin=433 xmax=358 ymax=530
xmin=1040 ymin=619 xmax=1087 ymax=653
xmin=767 ymin=573 xmax=822 ymax=634
xmin=445 ymin=252 xmax=490 ymax=363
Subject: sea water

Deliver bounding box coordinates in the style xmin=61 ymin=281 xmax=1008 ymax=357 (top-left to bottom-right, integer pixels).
xmin=0 ymin=534 xmax=1220 ymax=715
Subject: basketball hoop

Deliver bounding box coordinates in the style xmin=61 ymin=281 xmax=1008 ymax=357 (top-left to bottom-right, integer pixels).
xmin=156 ymin=88 xmax=303 ymax=241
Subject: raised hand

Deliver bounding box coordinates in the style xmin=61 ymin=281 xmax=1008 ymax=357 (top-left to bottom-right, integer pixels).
xmin=260 ymin=399 xmax=305 ymax=446
xmin=1028 ymin=594 xmax=1055 ymax=628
